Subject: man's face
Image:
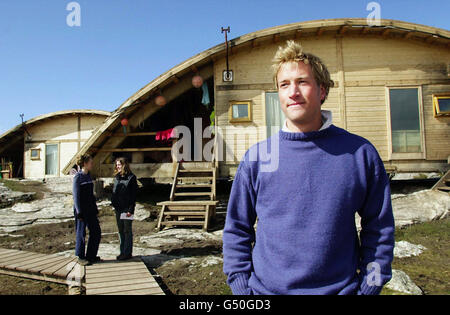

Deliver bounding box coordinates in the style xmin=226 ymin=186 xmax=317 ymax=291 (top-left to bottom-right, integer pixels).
xmin=277 ymin=61 xmax=325 ymax=130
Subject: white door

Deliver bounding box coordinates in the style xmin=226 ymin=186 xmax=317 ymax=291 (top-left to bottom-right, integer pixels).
xmin=45 ymin=144 xmax=59 ymax=176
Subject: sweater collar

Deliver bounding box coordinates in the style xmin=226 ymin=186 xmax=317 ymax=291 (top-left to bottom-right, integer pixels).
xmin=282 ymin=110 xmax=333 ymax=133
xmin=279 ymin=122 xmax=338 ymax=141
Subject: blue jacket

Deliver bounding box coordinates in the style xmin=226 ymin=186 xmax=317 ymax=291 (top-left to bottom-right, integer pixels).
xmin=73 ymin=171 xmax=98 ymax=219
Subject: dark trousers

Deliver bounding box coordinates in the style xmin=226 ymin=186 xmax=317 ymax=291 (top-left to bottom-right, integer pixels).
xmin=115 ymin=211 xmax=133 ymax=256
xmin=74 ymin=210 xmax=101 ymax=261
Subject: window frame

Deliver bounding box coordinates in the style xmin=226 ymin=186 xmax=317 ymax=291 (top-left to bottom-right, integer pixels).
xmin=433 ymin=93 xmax=450 ymax=117
xmin=30 ymin=148 xmax=41 ymax=161
xmin=386 ymin=86 xmax=426 ymax=160
xmin=228 ymin=100 xmax=252 ymax=123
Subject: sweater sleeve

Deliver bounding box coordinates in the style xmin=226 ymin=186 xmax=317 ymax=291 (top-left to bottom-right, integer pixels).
xmin=72 ymin=173 xmax=83 ymax=217
xmin=128 ymin=175 xmax=138 ymax=214
xmin=223 ymin=162 xmax=257 ymax=295
xmin=356 ymin=149 xmax=395 ymax=295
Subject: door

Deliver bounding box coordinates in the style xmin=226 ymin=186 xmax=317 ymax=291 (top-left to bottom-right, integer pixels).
xmin=265 ymin=92 xmax=285 ymax=139
xmin=45 ymin=144 xmax=59 ymax=176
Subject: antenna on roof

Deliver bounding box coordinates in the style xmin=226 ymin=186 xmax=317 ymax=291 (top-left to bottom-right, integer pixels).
xmin=20 ymin=114 xmax=32 ymax=140
xmin=221 ymin=26 xmax=233 ymax=82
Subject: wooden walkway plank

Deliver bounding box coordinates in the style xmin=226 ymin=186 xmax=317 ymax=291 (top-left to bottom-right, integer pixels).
xmin=8 ymin=253 xmax=50 ymax=270
xmin=0 ymin=252 xmax=38 ymax=267
xmin=87 ymin=263 xmax=148 ymax=274
xmin=52 ymin=260 xmax=79 ymax=279
xmin=27 ymin=255 xmax=73 ymax=274
xmin=86 ymin=277 xmax=156 ymax=290
xmin=41 ymin=256 xmax=77 ymax=276
xmin=102 ymin=287 xmax=164 ymax=295
xmin=85 ymin=272 xmax=146 ymax=284
xmin=0 ymin=248 xmax=18 ymax=255
xmin=86 ymin=261 xmax=143 ymax=271
xmin=86 ymin=267 xmax=149 ymax=279
xmin=87 ymin=281 xmax=161 ymax=295
xmin=0 ymin=250 xmax=24 ymax=260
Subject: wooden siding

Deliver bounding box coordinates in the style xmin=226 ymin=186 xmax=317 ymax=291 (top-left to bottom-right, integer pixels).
xmin=213 ymin=35 xmax=450 ymax=173
xmin=24 ymin=115 xmax=107 ymax=178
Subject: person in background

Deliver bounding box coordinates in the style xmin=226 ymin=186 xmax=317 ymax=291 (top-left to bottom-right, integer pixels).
xmin=73 ymin=154 xmax=102 ymax=266
xmin=111 ymin=157 xmax=138 ymax=260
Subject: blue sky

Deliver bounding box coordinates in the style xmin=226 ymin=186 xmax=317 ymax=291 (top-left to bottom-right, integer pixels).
xmin=0 ymin=0 xmax=448 ymax=135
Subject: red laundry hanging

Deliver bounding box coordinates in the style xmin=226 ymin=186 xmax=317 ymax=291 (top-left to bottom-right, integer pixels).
xmin=155 ymin=128 xmax=175 ymax=143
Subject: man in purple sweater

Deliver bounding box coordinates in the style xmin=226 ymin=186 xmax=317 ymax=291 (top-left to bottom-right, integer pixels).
xmin=223 ymin=40 xmax=395 ymax=295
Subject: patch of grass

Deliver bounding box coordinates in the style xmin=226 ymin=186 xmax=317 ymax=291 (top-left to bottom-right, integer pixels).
xmin=390 ymin=217 xmax=450 ymax=295
xmin=412 ymin=174 xmax=428 ymax=180
xmin=0 ymin=179 xmax=49 ymax=200
xmin=0 ymin=274 xmax=67 ymax=295
xmin=156 ymin=259 xmax=229 ymax=295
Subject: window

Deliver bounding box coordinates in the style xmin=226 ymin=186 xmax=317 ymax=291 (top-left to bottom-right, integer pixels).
xmin=388 ymin=88 xmax=423 ymax=155
xmin=433 ymin=94 xmax=450 ymax=117
xmin=30 ymin=148 xmax=40 ymax=160
xmin=229 ymin=101 xmax=252 ymax=123
xmin=45 ymin=144 xmax=59 ymax=176
xmin=265 ymin=92 xmax=285 ymax=138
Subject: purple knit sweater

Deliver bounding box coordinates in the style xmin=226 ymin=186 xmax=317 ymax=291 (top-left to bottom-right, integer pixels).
xmin=223 ymin=125 xmax=395 ymax=295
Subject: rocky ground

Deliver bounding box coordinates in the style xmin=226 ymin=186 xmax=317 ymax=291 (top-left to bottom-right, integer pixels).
xmin=0 ymin=178 xmax=448 ymax=295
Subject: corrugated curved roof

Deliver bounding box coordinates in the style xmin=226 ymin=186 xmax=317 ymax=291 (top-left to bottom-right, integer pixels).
xmin=0 ymin=110 xmax=110 ymax=154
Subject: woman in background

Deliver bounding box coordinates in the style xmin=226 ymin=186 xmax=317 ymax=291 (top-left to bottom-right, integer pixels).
xmin=73 ymin=154 xmax=102 ymax=266
xmin=111 ymin=157 xmax=137 ymax=260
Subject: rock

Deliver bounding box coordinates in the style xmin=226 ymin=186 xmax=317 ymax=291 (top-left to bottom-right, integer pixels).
xmin=140 ymin=236 xmax=183 ymax=248
xmin=11 ymin=202 xmax=43 ymax=213
xmin=356 ymin=189 xmax=449 ymax=231
xmin=158 ymin=255 xmax=223 ymax=271
xmin=141 ymin=253 xmax=179 ymax=268
xmin=43 ymin=177 xmax=73 ymax=195
xmin=139 ymin=228 xmax=222 ymax=249
xmin=394 ymin=241 xmax=426 ymax=258
xmin=133 ymin=203 xmax=151 ymax=221
xmin=0 ymin=233 xmax=24 ymax=238
xmin=0 ymin=193 xmax=74 ymax=232
xmin=200 ymin=256 xmax=223 ymax=267
xmin=385 ymin=269 xmax=423 ymax=295
xmin=0 ymin=182 xmax=35 ymax=209
xmin=392 ymin=190 xmax=449 ymax=227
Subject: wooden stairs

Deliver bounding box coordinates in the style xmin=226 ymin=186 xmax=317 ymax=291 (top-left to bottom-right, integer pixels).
xmin=157 ymin=162 xmax=218 ymax=231
xmin=431 ymin=170 xmax=450 ymax=194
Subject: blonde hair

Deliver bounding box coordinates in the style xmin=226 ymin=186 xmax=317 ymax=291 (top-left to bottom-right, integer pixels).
xmin=272 ymin=40 xmax=334 ymax=104
xmin=113 ymin=157 xmax=131 ymax=177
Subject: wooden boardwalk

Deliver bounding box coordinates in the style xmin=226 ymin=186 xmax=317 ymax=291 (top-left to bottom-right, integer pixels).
xmin=85 ymin=258 xmax=165 ymax=295
xmin=0 ymin=248 xmax=83 ymax=286
xmin=0 ymin=248 xmax=165 ymax=295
